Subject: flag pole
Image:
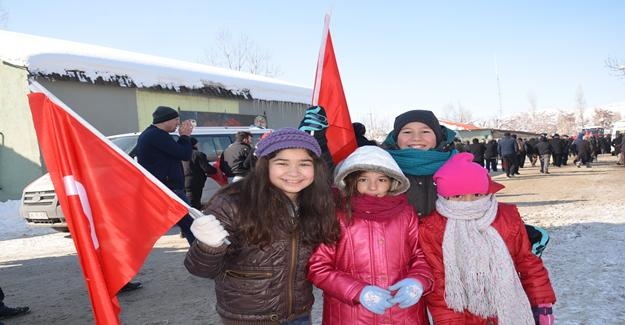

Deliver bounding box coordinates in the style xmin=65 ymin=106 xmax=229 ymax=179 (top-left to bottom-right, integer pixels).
xmin=312 ymin=13 xmax=331 ymax=105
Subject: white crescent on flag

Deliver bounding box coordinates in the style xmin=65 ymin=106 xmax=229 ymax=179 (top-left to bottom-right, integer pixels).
xmin=63 ymin=175 xmax=99 ymax=249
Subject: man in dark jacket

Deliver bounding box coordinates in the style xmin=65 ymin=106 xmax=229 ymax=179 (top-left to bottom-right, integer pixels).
xmin=484 ymin=139 xmax=499 ymax=172
xmin=136 ymin=106 xmax=195 ymax=245
xmin=561 ymin=135 xmax=571 ymax=165
xmin=516 ymin=137 xmax=527 ymax=170
xmin=469 ymin=138 xmax=486 ymax=167
xmin=497 ymin=132 xmax=518 ymax=178
xmin=535 ymin=136 xmax=553 ymax=174
xmin=220 ymin=131 xmax=252 ymax=182
xmin=183 ymin=137 xmax=217 ymax=210
xmin=549 ymin=134 xmax=564 ymax=167
xmin=526 ymin=137 xmax=538 ymax=166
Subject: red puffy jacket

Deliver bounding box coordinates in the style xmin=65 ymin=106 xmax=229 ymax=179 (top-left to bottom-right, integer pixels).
xmin=419 ymin=203 xmax=557 ymax=324
xmin=308 ymin=198 xmax=433 ymax=324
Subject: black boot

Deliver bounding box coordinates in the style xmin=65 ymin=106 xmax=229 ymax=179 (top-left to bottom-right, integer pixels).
xmin=119 ymin=281 xmax=143 ymax=293
xmin=0 ymin=304 xmax=30 ymax=319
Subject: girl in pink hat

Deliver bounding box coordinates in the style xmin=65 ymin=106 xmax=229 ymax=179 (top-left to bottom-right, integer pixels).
xmin=419 ymin=153 xmax=556 ymax=325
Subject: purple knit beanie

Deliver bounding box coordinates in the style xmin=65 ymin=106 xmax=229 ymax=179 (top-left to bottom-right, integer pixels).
xmin=255 ymin=128 xmax=321 ymax=158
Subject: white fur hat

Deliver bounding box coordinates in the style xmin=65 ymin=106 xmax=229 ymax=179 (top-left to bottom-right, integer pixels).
xmin=334 ymin=146 xmax=410 ymax=195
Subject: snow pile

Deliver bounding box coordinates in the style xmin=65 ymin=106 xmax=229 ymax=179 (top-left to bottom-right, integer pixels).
xmin=0 ymin=200 xmax=54 ymax=241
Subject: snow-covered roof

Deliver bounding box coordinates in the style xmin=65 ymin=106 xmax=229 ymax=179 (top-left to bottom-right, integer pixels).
xmin=439 ymin=119 xmax=480 ymax=131
xmin=0 ymin=30 xmax=311 ymax=103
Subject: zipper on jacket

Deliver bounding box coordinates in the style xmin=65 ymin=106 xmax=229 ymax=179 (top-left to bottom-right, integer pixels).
xmin=287 ymin=231 xmax=298 ymax=317
xmin=224 ymin=269 xmax=273 ymax=279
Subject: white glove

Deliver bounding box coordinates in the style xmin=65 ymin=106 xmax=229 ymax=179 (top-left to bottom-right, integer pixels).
xmin=190 ymin=214 xmax=229 ymax=247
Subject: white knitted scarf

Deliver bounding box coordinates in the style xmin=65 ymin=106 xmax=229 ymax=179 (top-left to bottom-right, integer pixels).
xmin=436 ymin=195 xmax=534 ymax=324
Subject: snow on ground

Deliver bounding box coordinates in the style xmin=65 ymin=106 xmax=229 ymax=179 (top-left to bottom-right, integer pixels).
xmin=0 ymin=200 xmax=54 ymax=241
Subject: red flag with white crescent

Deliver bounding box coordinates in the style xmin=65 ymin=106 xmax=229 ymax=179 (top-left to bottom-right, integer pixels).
xmin=28 ymin=85 xmax=188 ymax=324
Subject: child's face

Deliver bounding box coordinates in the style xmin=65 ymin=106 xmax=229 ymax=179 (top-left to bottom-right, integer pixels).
xmin=396 ymin=122 xmax=437 ymax=150
xmin=356 ymin=171 xmax=392 ymax=197
xmin=445 ymin=193 xmax=487 ymax=201
xmin=268 ymin=148 xmax=315 ymax=201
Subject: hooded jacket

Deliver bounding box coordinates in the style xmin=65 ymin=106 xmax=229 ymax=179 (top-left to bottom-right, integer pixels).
xmin=308 ymin=146 xmax=434 ymax=324
xmin=419 ymin=203 xmax=556 ymax=324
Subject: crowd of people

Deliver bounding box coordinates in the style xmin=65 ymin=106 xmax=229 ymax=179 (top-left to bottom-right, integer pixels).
xmin=454 ymin=130 xmax=625 ymax=178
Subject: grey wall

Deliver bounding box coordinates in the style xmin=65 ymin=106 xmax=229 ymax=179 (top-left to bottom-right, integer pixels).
xmin=241 ymin=100 xmax=307 ymax=129
xmin=0 ymin=62 xmax=45 ymax=200
xmin=38 ymin=80 xmax=140 ymax=136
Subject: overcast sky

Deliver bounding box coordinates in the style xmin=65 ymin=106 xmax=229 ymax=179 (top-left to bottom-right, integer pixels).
xmin=2 ymin=0 xmax=624 ymax=122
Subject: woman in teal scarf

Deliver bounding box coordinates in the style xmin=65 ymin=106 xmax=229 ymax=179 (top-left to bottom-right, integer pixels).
xmin=299 ymin=107 xmax=456 ymax=217
xmin=382 ymin=110 xmax=456 ymax=217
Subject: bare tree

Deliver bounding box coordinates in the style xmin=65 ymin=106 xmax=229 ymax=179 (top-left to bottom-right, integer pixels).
xmin=203 ymin=28 xmax=281 ymax=77
xmin=527 ymin=91 xmax=538 ymax=121
xmin=442 ymin=102 xmax=474 ymax=123
xmin=0 ymin=1 xmax=8 ymax=28
xmin=360 ymin=110 xmax=391 ymax=143
xmin=606 ymin=57 xmax=625 ymax=77
xmin=592 ymin=107 xmax=619 ymax=129
xmin=575 ymin=86 xmax=587 ymax=128
xmin=556 ymin=111 xmax=577 ymax=135
xmin=498 ymin=110 xmax=558 ymax=134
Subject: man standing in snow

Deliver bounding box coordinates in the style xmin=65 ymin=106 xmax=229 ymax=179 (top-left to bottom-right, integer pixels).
xmin=136 ymin=106 xmax=195 ymax=243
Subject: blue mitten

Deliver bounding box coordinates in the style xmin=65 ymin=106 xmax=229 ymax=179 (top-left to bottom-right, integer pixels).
xmin=298 ymin=106 xmax=328 ymax=133
xmin=359 ymin=285 xmax=393 ymax=315
xmin=388 ymin=278 xmax=424 ymax=308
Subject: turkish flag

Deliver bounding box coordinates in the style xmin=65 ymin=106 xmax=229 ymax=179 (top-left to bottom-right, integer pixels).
xmin=28 ymin=88 xmax=188 ymax=324
xmin=312 ymin=15 xmax=357 ymax=164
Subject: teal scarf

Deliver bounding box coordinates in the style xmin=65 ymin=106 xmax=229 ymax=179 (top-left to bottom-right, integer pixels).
xmin=383 ymin=127 xmax=457 ymax=176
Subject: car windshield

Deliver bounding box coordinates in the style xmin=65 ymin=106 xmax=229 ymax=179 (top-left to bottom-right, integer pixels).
xmin=109 ymin=135 xmax=139 ymax=155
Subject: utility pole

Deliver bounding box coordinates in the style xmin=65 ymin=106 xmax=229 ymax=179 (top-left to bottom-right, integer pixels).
xmin=494 ymin=54 xmax=503 ymax=128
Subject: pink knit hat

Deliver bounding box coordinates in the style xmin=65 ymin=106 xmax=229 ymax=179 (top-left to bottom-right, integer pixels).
xmin=434 ymin=152 xmax=505 ymax=197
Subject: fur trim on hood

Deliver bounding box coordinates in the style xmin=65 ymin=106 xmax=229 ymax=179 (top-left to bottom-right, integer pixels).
xmin=334 ymin=146 xmax=410 ymax=195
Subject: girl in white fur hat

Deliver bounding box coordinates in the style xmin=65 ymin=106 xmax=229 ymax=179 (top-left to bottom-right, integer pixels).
xmin=307 ymin=145 xmax=433 ymax=324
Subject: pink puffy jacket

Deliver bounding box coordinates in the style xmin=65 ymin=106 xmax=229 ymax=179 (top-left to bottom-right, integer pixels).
xmin=307 ymin=199 xmax=433 ymax=325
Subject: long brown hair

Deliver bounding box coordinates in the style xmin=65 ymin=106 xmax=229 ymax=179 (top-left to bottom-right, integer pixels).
xmin=339 ymin=171 xmax=363 ymax=224
xmin=229 ymin=149 xmax=339 ymax=247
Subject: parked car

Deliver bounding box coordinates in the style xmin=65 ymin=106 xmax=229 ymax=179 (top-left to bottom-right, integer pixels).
xmin=19 ymin=126 xmax=271 ymax=232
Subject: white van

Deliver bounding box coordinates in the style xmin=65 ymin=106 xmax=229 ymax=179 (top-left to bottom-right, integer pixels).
xmin=19 ymin=126 xmax=271 ymax=232
xmin=611 ymin=120 xmax=625 ymax=138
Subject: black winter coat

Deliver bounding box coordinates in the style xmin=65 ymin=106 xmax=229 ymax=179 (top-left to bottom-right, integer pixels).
xmin=484 ymin=140 xmax=498 ymax=159
xmin=221 ymin=141 xmax=252 ymax=177
xmin=549 ymin=138 xmax=563 ymax=154
xmin=469 ymin=143 xmax=486 ymax=161
xmin=136 ymin=125 xmax=192 ymax=190
xmin=183 ymin=149 xmax=217 ymax=192
xmin=535 ymin=140 xmax=552 ymax=155
xmin=405 ymin=174 xmax=437 ymax=218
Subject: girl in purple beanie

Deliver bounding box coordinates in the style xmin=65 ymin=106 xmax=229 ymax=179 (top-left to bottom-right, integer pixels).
xmin=184 ymin=128 xmax=340 ymax=325
xmin=418 ymin=153 xmax=556 ymax=324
